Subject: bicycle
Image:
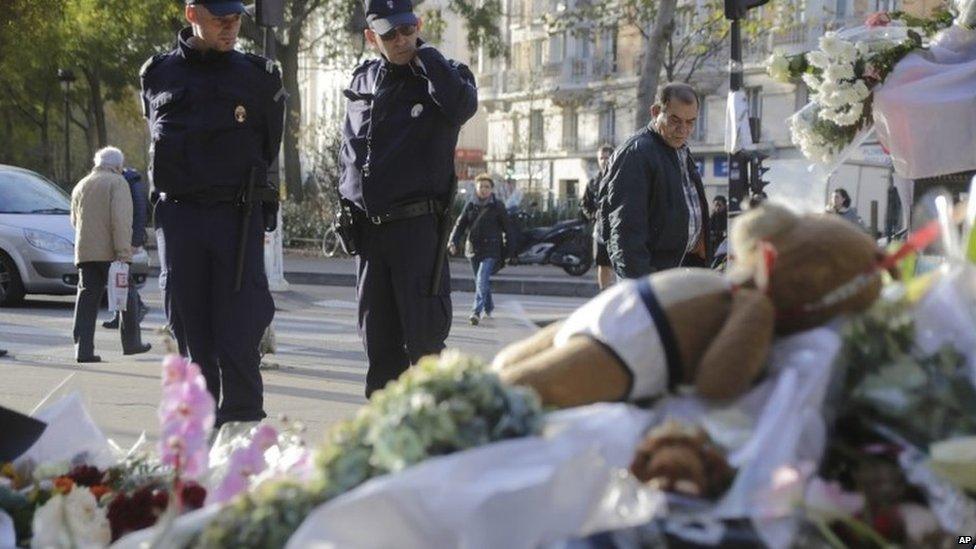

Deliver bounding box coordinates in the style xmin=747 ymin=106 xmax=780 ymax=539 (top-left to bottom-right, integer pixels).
xmin=321 ymin=224 xmax=343 ymax=258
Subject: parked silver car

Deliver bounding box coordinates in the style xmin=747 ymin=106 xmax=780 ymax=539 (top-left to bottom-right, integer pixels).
xmin=0 ymin=165 xmax=148 ymax=306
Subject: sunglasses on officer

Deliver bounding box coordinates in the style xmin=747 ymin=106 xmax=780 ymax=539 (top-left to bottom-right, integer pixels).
xmin=378 ymin=24 xmax=417 ymax=41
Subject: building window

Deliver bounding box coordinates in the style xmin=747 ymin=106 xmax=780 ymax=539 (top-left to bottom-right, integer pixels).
xmin=533 ymin=40 xmax=544 ymax=66
xmin=562 ymin=179 xmax=579 ymax=209
xmin=549 ymin=32 xmax=565 ymax=63
xmin=577 ymin=29 xmax=591 ymax=59
xmin=562 ymin=108 xmax=578 ymax=151
xmin=511 ymin=114 xmax=521 ymax=153
xmin=691 ymin=97 xmax=707 ymax=143
xmin=600 ymin=28 xmax=617 ymax=71
xmin=835 ymin=0 xmax=847 ymax=19
xmin=599 ymin=104 xmax=616 ymax=146
xmin=746 ymin=87 xmax=762 ymax=140
xmin=529 ymin=109 xmax=544 ymax=150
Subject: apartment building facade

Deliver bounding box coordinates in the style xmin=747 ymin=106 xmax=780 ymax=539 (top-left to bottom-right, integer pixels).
xmin=479 ymin=0 xmax=943 ymax=229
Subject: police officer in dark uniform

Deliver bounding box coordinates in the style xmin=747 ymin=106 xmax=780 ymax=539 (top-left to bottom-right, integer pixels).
xmin=140 ymin=0 xmax=285 ymax=427
xmin=340 ymin=0 xmax=478 ymax=397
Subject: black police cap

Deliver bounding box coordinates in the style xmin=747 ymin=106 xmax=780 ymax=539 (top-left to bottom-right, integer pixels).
xmin=365 ymin=0 xmax=418 ymax=34
xmin=185 ymin=0 xmax=246 ymax=16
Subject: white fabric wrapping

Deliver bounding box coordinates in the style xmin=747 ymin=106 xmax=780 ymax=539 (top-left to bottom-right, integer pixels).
xmin=283 ymin=328 xmax=841 ymax=549
xmin=107 ymin=260 xmax=129 ymax=312
xmin=553 ymin=278 xmax=668 ymax=401
xmin=873 ymin=25 xmax=976 ymax=179
xmin=16 ymin=392 xmax=116 ymax=469
xmin=913 ymin=265 xmax=976 ymax=385
xmin=286 ymin=404 xmax=660 ymax=549
xmin=725 ymin=90 xmax=752 ymax=154
xmin=0 ymin=511 xmax=15 ymax=549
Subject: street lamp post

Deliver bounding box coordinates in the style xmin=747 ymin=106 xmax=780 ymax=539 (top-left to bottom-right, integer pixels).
xmin=57 ymin=68 xmax=76 ymax=184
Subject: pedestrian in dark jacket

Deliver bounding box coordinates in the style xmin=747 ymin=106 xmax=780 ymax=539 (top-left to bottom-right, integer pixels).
xmin=103 ymin=167 xmax=149 ymax=329
xmin=580 ymin=144 xmax=615 ymax=289
xmin=709 ymin=195 xmax=728 ymax=248
xmin=601 ymin=82 xmax=710 ymax=278
xmin=449 ymin=174 xmax=514 ymax=325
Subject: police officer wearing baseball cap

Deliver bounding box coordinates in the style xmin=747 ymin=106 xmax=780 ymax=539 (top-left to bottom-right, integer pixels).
xmin=340 ymin=0 xmax=478 ymax=397
xmin=140 ymin=0 xmax=286 ymax=427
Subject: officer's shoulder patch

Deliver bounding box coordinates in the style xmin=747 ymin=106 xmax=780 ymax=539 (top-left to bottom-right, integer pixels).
xmin=244 ymin=52 xmax=279 ymax=75
xmin=140 ymin=53 xmax=167 ymax=78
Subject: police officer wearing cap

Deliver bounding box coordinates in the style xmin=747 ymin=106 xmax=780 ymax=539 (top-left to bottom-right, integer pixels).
xmin=341 ymin=0 xmax=478 ymax=397
xmin=140 ymin=0 xmax=285 ymax=427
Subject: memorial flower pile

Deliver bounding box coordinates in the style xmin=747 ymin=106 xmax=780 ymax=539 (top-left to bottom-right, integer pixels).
xmin=196 ymin=350 xmax=544 ymax=548
xmin=765 ymin=10 xmax=954 ymax=167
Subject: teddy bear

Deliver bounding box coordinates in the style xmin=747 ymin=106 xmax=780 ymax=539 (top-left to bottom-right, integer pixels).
xmin=629 ymin=420 xmax=735 ymax=499
xmin=492 ymin=204 xmax=886 ymax=407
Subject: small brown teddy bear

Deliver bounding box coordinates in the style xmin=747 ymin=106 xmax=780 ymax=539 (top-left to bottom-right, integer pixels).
xmin=493 ymin=204 xmax=885 ymax=407
xmin=629 ymin=420 xmax=735 ymax=499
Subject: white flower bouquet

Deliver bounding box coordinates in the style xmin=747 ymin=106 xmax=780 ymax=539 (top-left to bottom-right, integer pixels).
xmin=766 ymin=9 xmax=956 ymax=170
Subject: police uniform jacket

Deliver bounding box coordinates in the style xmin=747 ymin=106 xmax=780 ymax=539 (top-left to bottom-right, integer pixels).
xmin=339 ymin=42 xmax=478 ymax=216
xmin=140 ymin=28 xmax=285 ymax=200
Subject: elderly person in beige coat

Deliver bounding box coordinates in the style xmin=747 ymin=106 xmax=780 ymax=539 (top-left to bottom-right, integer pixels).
xmin=70 ymin=146 xmax=151 ymax=362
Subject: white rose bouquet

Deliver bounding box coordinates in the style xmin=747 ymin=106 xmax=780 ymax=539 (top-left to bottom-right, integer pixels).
xmin=766 ymin=9 xmax=956 ymax=169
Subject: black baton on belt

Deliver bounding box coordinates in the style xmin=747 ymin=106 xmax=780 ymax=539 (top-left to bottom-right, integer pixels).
xmin=429 ymin=175 xmax=458 ymax=296
xmin=234 ymin=167 xmax=261 ymax=292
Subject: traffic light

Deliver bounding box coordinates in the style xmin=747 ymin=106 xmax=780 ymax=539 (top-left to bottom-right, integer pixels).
xmin=724 ymin=0 xmax=769 ymax=20
xmin=748 ymin=151 xmax=771 ymax=195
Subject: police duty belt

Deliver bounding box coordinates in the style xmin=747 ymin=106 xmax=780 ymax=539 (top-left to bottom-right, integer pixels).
xmin=364 ymin=198 xmax=442 ymax=225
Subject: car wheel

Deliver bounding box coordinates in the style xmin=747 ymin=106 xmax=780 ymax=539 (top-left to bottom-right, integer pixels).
xmin=0 ymin=251 xmax=26 ymax=306
xmin=562 ymin=260 xmax=591 ymax=277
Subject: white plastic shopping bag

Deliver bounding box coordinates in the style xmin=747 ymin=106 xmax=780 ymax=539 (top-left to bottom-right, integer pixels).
xmin=107 ymin=260 xmax=129 ymax=312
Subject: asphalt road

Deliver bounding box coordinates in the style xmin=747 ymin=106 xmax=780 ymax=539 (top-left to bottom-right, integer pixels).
xmin=0 ymin=279 xmax=586 ymax=448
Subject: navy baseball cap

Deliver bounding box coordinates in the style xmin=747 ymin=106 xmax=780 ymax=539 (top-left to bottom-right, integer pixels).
xmin=365 ymin=0 xmax=418 ymax=34
xmin=185 ymin=0 xmax=246 ymax=16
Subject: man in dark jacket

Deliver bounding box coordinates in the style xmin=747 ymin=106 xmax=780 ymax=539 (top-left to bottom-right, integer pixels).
xmin=601 ymin=82 xmax=710 ymax=278
xmin=103 ymin=167 xmax=149 ymax=329
xmin=580 ymin=145 xmax=615 ymax=289
xmin=449 ymin=174 xmax=513 ymax=325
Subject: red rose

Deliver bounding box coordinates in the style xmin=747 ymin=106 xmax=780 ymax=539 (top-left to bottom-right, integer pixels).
xmin=67 ymin=464 xmax=105 ymax=487
xmin=180 ymin=481 xmax=207 ymax=510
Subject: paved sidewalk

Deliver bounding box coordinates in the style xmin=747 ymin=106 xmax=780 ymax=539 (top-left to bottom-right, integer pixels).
xmin=147 ymin=250 xmax=601 ymax=298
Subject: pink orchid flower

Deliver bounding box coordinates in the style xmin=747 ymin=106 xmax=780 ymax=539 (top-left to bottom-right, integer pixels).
xmin=162 ymin=354 xmax=191 ymax=385
xmin=157 ymin=356 xmax=215 ymax=480
xmin=208 ymin=425 xmax=279 ymax=504
xmin=804 ymin=477 xmax=865 ymax=519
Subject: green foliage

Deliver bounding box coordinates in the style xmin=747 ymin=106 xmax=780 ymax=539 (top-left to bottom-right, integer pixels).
xmin=0 ymin=0 xmax=181 ymax=180
xmin=282 ymin=197 xmax=332 ymax=248
xmin=193 ymin=480 xmax=328 ymax=548
xmin=837 ymin=296 xmax=976 ymax=448
xmin=421 ymin=8 xmax=448 ymax=46
xmin=448 ymin=0 xmax=505 ymax=58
